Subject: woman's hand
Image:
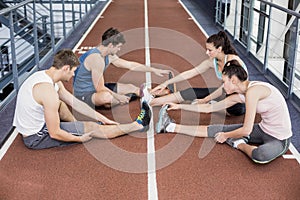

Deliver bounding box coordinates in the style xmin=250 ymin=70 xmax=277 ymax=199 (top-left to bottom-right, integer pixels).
xmin=191 ymin=98 xmax=207 ymax=105
xmin=214 ymin=132 xmax=228 ymax=143
xmin=150 ymin=83 xmax=168 ymax=96
xmin=153 ymin=69 xmax=170 ymax=77
xmin=166 ymin=102 xmax=181 ymax=110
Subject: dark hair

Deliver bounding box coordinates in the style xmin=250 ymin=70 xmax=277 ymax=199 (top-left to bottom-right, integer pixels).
xmin=222 ymin=60 xmax=248 ymax=81
xmin=53 ymin=49 xmax=79 ymax=69
xmin=206 ymin=31 xmax=237 ymax=55
xmin=102 ymin=27 xmax=126 ymax=46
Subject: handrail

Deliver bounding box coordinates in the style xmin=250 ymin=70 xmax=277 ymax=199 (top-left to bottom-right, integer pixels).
xmin=258 ymin=0 xmax=300 ymax=18
xmin=0 ymin=0 xmax=105 ymax=100
xmin=0 ymin=0 xmax=34 ymax=15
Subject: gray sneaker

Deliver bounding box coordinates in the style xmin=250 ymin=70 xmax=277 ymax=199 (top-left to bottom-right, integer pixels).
xmin=155 ymin=104 xmax=174 ymax=133
xmin=226 ymin=136 xmax=249 ymax=149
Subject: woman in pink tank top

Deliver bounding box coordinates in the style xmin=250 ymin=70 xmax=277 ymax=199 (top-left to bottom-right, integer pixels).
xmin=156 ymin=60 xmax=292 ymax=164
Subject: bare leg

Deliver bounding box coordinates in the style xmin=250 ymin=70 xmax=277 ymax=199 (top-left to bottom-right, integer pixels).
xmin=83 ymin=101 xmax=151 ymax=138
xmin=150 ymin=92 xmax=184 ymax=107
xmin=59 ymin=101 xmax=76 ymax=122
xmin=117 ymin=83 xmax=140 ymax=96
xmin=173 ymin=124 xmax=209 ymax=137
xmin=92 ymin=91 xmax=119 ymax=107
xmin=236 ymin=143 xmax=257 ymax=159
xmin=83 ymin=121 xmax=143 ymax=139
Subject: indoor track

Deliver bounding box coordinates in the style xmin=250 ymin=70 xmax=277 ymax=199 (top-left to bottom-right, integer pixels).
xmin=1 ymin=0 xmax=299 ymax=199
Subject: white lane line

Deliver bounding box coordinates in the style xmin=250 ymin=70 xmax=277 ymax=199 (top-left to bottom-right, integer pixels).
xmin=144 ymin=0 xmax=158 ymax=200
xmin=73 ymin=0 xmax=113 ymax=52
xmin=284 ymin=143 xmax=300 ymax=164
xmin=0 ymin=128 xmax=18 ymax=160
xmin=178 ymin=0 xmax=209 ymax=38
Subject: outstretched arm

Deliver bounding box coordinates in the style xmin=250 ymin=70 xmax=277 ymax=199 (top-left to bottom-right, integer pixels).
xmin=151 ymin=59 xmax=213 ymax=94
xmin=168 ymin=93 xmax=242 ymax=113
xmin=112 ymin=57 xmax=170 ymax=76
xmin=192 ymin=85 xmax=224 ymax=104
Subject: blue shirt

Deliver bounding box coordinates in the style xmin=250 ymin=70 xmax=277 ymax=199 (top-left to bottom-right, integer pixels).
xmin=73 ymin=48 xmax=109 ymax=96
xmin=213 ymin=55 xmax=248 ymax=80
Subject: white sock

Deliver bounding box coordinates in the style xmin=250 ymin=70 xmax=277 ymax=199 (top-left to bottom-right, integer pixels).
xmin=233 ymin=139 xmax=246 ymax=148
xmin=166 ymin=122 xmax=176 ymax=132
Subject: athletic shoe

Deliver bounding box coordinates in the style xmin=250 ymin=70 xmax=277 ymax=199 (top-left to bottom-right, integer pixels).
xmin=125 ymin=93 xmax=138 ymax=102
xmin=226 ymin=136 xmax=249 ymax=149
xmin=96 ymin=121 xmax=103 ymax=125
xmin=135 ymin=101 xmax=151 ymax=132
xmin=208 ymin=100 xmax=218 ymax=104
xmin=167 ymin=71 xmax=176 ymax=93
xmin=140 ymin=83 xmax=154 ymax=104
xmin=155 ymin=104 xmax=174 ymax=133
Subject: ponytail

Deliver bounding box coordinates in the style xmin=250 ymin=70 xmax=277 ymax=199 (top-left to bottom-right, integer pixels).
xmin=207 ymin=31 xmax=237 ymax=55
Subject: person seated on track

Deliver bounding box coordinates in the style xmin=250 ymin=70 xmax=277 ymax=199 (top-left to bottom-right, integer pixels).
xmin=156 ymin=60 xmax=292 ymax=164
xmin=13 ymin=49 xmax=151 ymax=150
xmin=73 ymin=27 xmax=171 ymax=108
xmin=150 ymin=31 xmax=248 ymax=116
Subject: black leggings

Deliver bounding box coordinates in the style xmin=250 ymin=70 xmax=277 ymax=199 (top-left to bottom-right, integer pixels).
xmin=179 ymin=87 xmax=245 ymax=116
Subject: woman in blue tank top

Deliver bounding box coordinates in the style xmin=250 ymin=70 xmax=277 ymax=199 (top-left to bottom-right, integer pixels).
xmin=150 ymin=31 xmax=247 ymax=116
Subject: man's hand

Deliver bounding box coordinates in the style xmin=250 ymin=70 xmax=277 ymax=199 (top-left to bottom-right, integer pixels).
xmin=100 ymin=118 xmax=119 ymax=125
xmin=114 ymin=93 xmax=130 ymax=105
xmin=80 ymin=132 xmax=93 ymax=143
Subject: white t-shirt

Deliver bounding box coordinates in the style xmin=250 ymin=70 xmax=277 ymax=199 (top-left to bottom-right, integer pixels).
xmin=13 ymin=70 xmax=58 ymax=136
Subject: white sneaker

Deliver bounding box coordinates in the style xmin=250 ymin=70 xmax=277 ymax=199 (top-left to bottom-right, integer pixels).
xmin=140 ymin=83 xmax=154 ymax=104
xmin=226 ymin=137 xmax=248 ymax=149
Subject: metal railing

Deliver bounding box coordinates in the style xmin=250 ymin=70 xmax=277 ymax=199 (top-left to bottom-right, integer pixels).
xmin=0 ymin=0 xmax=104 ymax=111
xmin=216 ymin=0 xmax=300 ymax=111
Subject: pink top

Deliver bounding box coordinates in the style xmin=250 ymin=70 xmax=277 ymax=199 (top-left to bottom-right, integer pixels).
xmin=239 ymin=81 xmax=292 ymax=140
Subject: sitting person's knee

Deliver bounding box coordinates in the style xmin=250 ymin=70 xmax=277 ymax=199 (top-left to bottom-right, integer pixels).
xmin=94 ymin=91 xmax=113 ymax=105
xmin=251 ymin=148 xmax=272 ymax=164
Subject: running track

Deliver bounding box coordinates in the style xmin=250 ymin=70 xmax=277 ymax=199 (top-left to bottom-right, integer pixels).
xmin=0 ymin=0 xmax=299 ymax=199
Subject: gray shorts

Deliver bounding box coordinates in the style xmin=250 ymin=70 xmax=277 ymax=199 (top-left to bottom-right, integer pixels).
xmin=76 ymin=92 xmax=94 ymax=107
xmin=207 ymin=124 xmax=291 ymax=163
xmin=22 ymin=121 xmax=85 ymax=150
xmin=75 ymin=83 xmax=118 ymax=107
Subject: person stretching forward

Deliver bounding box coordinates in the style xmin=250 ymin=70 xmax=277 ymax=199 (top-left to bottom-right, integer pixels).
xmin=73 ymin=27 xmax=170 ymax=108
xmin=156 ymin=60 xmax=292 ymax=164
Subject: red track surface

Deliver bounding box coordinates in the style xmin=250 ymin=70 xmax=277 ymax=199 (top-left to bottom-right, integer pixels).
xmin=1 ymin=0 xmax=299 ymax=199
